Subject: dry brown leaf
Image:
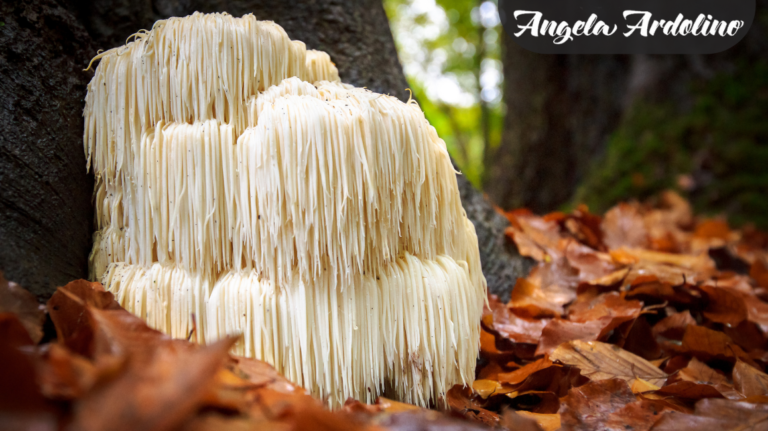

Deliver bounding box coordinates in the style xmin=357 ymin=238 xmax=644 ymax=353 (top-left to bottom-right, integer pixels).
xmin=734 ymin=360 xmax=768 ymax=398
xmin=510 ymin=411 xmax=561 ymax=431
xmin=563 ymin=242 xmax=617 ymax=282
xmin=447 ymin=384 xmax=500 ymax=427
xmin=509 ymin=277 xmax=564 ymax=318
xmin=507 ymin=226 xmax=548 ymax=262
xmin=472 ymin=379 xmax=505 ymax=399
xmin=487 ymin=294 xmax=549 ymax=344
xmin=650 ymin=398 xmax=768 ymax=431
xmin=602 ymin=203 xmax=650 ymax=250
xmin=535 ymin=317 xmax=611 ymax=355
xmin=631 ymin=378 xmax=661 ymax=394
xmin=653 ymin=310 xmax=696 ymax=340
xmin=551 ymin=340 xmax=667 ymax=387
xmin=752 ymin=260 xmax=768 ymax=288
xmin=560 ymin=378 xmax=675 ymax=431
xmin=0 ymin=272 xmax=46 ymax=343
xmin=612 ymin=247 xmax=715 ymax=271
xmin=658 ymin=355 xmax=745 ymax=400
xmin=680 ymin=325 xmax=755 ymax=365
xmin=568 ymin=292 xmax=643 ymax=338
xmin=699 ymin=285 xmax=748 ymax=326
xmin=497 ymin=356 xmax=557 ymax=386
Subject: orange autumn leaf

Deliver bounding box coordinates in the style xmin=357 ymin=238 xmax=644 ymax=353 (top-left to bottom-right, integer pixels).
xmin=488 ymin=294 xmax=549 ymax=344
xmin=667 ymin=357 xmax=742 ymax=400
xmin=693 ymin=219 xmax=732 ymax=241
xmin=651 ymin=398 xmax=768 ymax=430
xmin=509 ymin=277 xmax=563 ymax=318
xmin=568 ymin=292 xmax=643 ymax=338
xmin=699 ymin=285 xmax=748 ymax=326
xmin=733 ymin=360 xmax=768 ymax=398
xmin=751 ymin=260 xmax=768 ymax=288
xmin=680 ymin=325 xmax=756 ymax=365
xmin=652 ymin=310 xmax=696 ymax=340
xmin=497 ymin=356 xmax=557 ymax=386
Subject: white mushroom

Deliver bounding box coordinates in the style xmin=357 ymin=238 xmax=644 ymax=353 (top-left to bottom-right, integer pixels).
xmin=85 ymin=12 xmax=486 ymax=408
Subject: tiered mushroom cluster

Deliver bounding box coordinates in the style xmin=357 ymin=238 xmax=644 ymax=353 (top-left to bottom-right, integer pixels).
xmin=84 ymin=12 xmax=486 ymax=407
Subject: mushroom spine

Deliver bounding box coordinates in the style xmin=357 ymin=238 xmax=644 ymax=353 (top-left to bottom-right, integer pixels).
xmin=85 ymin=12 xmax=486 ymax=408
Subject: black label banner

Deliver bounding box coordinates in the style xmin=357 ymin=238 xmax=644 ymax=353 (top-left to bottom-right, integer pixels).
xmin=499 ymin=0 xmax=755 ymax=54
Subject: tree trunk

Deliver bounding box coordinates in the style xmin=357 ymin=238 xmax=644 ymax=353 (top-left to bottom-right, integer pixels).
xmin=0 ymin=0 xmax=95 ymax=299
xmin=64 ymin=0 xmax=412 ymax=102
xmin=1 ymin=0 xmax=529 ymax=300
xmin=488 ymin=11 xmax=768 ymax=221
xmin=484 ymin=34 xmax=629 ymax=213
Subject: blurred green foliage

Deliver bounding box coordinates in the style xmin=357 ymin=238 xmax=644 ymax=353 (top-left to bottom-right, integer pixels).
xmin=574 ymin=60 xmax=768 ymax=228
xmin=384 ymin=0 xmax=503 ymax=188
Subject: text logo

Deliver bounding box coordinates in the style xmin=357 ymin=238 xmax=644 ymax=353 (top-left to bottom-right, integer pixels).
xmin=498 ymin=0 xmax=755 ymax=54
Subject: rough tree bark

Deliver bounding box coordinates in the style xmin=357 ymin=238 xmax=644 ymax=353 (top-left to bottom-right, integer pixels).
xmin=1 ymin=0 xmax=529 ymax=300
xmin=0 ymin=0 xmax=95 ymax=299
xmin=484 ymin=34 xmax=629 ymax=213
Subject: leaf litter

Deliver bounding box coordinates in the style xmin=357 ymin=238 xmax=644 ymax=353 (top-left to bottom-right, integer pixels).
xmin=3 ymin=190 xmax=768 ymax=430
xmin=469 ymin=191 xmax=768 ymax=429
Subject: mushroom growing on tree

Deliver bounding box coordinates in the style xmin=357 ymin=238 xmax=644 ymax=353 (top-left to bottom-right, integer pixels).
xmin=85 ymin=12 xmax=486 ymax=407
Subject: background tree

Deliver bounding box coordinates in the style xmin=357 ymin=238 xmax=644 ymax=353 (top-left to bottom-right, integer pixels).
xmin=486 ymin=2 xmax=768 ymax=226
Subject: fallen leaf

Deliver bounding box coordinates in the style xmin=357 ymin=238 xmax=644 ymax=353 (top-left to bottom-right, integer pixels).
xmin=378 ymin=410 xmax=489 ymax=430
xmin=734 ymin=360 xmax=768 ymax=398
xmin=568 ymin=292 xmax=643 ymax=338
xmin=447 ymin=384 xmax=500 ymax=427
xmin=650 ymin=398 xmax=768 ymax=430
xmin=497 ymin=356 xmax=557 ymax=386
xmin=560 ymin=378 xmax=672 ymax=431
xmin=551 ymin=340 xmax=667 ymax=387
xmin=693 ymin=219 xmax=732 ymax=242
xmin=0 ymin=272 xmax=46 ymax=343
xmin=507 ymin=226 xmax=549 ymax=262
xmin=680 ymin=325 xmax=755 ymax=365
xmin=699 ymin=285 xmax=747 ymax=326
xmin=507 ymin=410 xmax=561 ymax=431
xmin=535 ymin=317 xmax=611 ymax=355
xmin=602 ymin=203 xmax=650 ymax=250
xmin=505 ymin=390 xmax=560 ymax=414
xmin=653 ymin=310 xmax=696 ymax=340
xmin=632 ymin=379 xmax=661 ymax=394
xmin=622 ymin=316 xmax=662 ymax=360
xmin=670 ymin=357 xmax=741 ymax=399
xmin=488 ymin=294 xmax=549 ymax=344
xmin=0 ymin=314 xmax=50 ymax=413
xmin=472 ymin=379 xmax=504 ymax=399
xmin=509 ymin=277 xmax=564 ymax=318
xmin=563 ymin=242 xmax=617 ymax=282
xmin=752 ymin=260 xmax=768 ymax=288
xmin=626 ymin=277 xmax=704 ymax=306
xmin=33 ymin=343 xmax=98 ymax=399
xmin=69 ymin=319 xmax=236 ymax=431
xmin=46 ymin=280 xmax=121 ymax=358
xmin=655 ymin=381 xmax=725 ymax=400
xmin=613 ymin=247 xmax=714 ymax=272
xmin=375 ymin=396 xmax=423 ymax=413
xmin=0 ymin=312 xmax=35 ymax=348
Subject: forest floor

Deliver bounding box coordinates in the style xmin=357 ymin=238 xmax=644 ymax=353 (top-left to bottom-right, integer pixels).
xmin=2 ymin=190 xmax=768 ymax=430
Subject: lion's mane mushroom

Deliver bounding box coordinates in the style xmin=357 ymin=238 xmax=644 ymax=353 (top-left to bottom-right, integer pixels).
xmin=85 ymin=12 xmax=486 ymax=407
